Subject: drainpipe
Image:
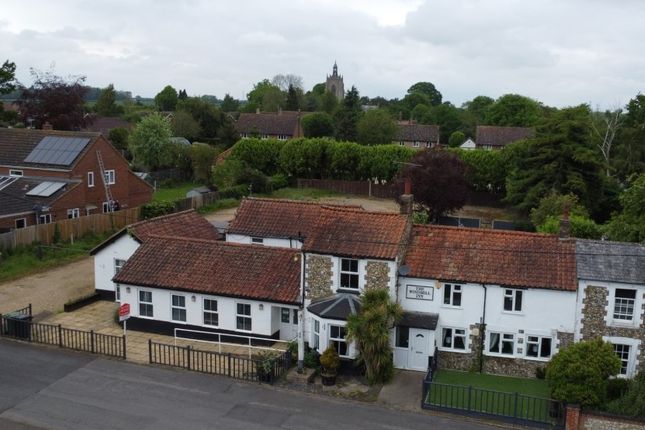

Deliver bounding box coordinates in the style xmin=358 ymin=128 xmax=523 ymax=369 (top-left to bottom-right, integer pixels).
xmin=297 ymin=250 xmax=306 ymax=373
xmin=479 ymin=284 xmax=487 ymax=373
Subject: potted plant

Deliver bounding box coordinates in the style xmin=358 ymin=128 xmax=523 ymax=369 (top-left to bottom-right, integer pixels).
xmin=319 ymin=345 xmax=340 ymax=386
xmin=254 ymin=350 xmax=277 ymax=383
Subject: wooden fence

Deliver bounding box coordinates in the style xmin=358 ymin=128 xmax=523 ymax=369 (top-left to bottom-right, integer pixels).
xmin=0 ymin=207 xmax=141 ymax=251
xmin=297 ymin=178 xmax=403 ymax=199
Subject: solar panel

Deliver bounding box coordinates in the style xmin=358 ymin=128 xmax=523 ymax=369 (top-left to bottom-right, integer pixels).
xmin=0 ymin=176 xmax=18 ymax=191
xmin=23 ymin=136 xmax=91 ymax=166
xmin=25 ymin=181 xmax=66 ymax=197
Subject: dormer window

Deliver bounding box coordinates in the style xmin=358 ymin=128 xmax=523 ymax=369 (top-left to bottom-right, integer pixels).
xmin=339 ymin=258 xmax=359 ymax=290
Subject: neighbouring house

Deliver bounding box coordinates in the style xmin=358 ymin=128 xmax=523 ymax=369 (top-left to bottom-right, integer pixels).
xmin=394 ymin=120 xmax=440 ymax=149
xmin=574 ymin=240 xmax=645 ymax=378
xmin=235 ymin=109 xmax=304 ymax=140
xmin=459 ymin=137 xmax=476 ymax=150
xmin=91 ymin=210 xmax=221 ymax=301
xmin=83 ymin=115 xmax=131 ymax=139
xmin=472 ymin=125 xmax=535 ymax=150
xmin=0 ymin=128 xmax=153 ymax=231
xmin=91 ymin=196 xmax=644 ymax=379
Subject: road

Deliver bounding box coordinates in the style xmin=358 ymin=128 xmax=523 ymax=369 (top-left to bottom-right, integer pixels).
xmin=0 ymin=340 xmax=498 ymax=430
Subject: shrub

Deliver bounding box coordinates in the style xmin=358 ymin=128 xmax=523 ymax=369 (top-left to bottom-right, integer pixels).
xmin=269 ymin=173 xmax=289 ymax=190
xmin=141 ymin=201 xmax=175 ymax=219
xmin=606 ymin=378 xmax=631 ymax=401
xmin=319 ymin=346 xmax=340 ymax=375
xmin=604 ymin=372 xmax=645 ymax=418
xmin=535 ymin=366 xmax=546 ymax=380
xmin=230 ymin=138 xmax=284 ymax=175
xmin=219 ymin=184 xmax=250 ymax=200
xmin=304 ymin=348 xmax=320 ymax=369
xmin=212 ymin=158 xmax=246 ymax=189
xmin=538 ymin=214 xmax=603 ymax=239
xmin=189 ymin=143 xmax=219 ymax=184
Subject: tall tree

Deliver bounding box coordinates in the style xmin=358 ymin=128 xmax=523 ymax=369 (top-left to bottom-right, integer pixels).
xmin=271 ymin=74 xmax=303 ymax=91
xmin=171 ymin=110 xmax=202 ymax=141
xmin=407 ymin=82 xmax=442 ymax=106
xmin=397 ymin=149 xmax=470 ymax=221
xmin=17 ymin=68 xmax=88 ymax=130
xmin=285 ymin=84 xmax=300 ymax=111
xmin=95 ymin=83 xmax=118 ymax=116
xmin=178 ymin=89 xmax=188 ymax=100
xmin=612 ymin=94 xmax=645 ymax=179
xmin=245 ymin=79 xmax=284 ymax=112
xmin=485 ymin=94 xmax=543 ymax=127
xmin=0 ymin=60 xmax=17 ymax=95
xmin=176 ymin=97 xmax=224 ymax=139
xmin=604 ymin=173 xmax=645 ymax=242
xmin=128 ymin=112 xmax=173 ymax=170
xmin=591 ymin=108 xmax=623 ymax=175
xmin=463 ymin=95 xmax=494 ymax=124
xmin=154 ymin=85 xmax=178 ymax=111
xmin=302 ymin=112 xmax=334 ymax=138
xmin=334 ymin=86 xmax=361 ymax=141
xmin=357 ymin=109 xmax=396 ymax=145
xmin=220 ymin=93 xmax=240 ymax=112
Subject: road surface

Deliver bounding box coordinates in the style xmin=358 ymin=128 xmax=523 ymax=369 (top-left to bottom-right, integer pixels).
xmin=0 ymin=340 xmax=499 ymax=430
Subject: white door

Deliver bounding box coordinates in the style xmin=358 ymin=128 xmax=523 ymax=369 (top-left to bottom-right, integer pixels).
xmin=409 ymin=328 xmax=429 ymax=371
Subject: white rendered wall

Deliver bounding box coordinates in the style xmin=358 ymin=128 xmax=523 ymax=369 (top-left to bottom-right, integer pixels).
xmin=118 ymin=284 xmax=298 ymax=337
xmin=226 ymin=233 xmax=302 ymax=249
xmin=94 ymin=234 xmax=140 ymax=293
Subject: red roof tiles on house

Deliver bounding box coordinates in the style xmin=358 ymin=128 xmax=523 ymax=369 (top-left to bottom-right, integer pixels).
xmin=235 ymin=111 xmax=302 ymax=137
xmin=304 ymin=206 xmax=409 ymax=260
xmin=395 ymin=122 xmax=440 ymax=144
xmin=113 ymin=236 xmax=301 ymax=304
xmin=475 ymin=126 xmax=534 ymax=148
xmin=128 ymin=210 xmax=220 ymax=241
xmin=404 ymin=225 xmax=577 ymax=291
xmin=227 ymin=197 xmax=363 ymax=240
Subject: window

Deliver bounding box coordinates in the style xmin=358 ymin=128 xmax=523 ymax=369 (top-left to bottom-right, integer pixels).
xmin=526 ymin=336 xmax=552 ymax=359
xmin=114 ymin=259 xmax=126 ymax=275
xmin=395 ymin=326 xmax=409 ymax=348
xmin=613 ymin=344 xmax=631 ymax=376
xmin=203 ymin=299 xmax=218 ymax=326
xmin=442 ymin=328 xmax=467 ymax=350
xmin=503 ymin=289 xmax=523 ymax=312
xmin=15 ymin=218 xmax=26 ymax=229
xmin=171 ymin=295 xmax=186 ymax=322
xmin=87 ymin=171 xmax=94 ymax=187
xmin=292 ymin=309 xmax=298 ymax=324
xmin=104 ymin=170 xmax=115 ymax=185
xmin=9 ymin=169 xmax=23 ymax=177
xmin=236 ymin=303 xmax=252 ymax=331
xmin=102 ymin=202 xmax=110 ymax=213
xmin=399 ymin=141 xmax=404 ymax=146
xmin=443 ymin=284 xmax=462 ymax=306
xmin=139 ymin=290 xmax=153 ymax=317
xmin=329 ymin=325 xmax=348 ymax=357
xmin=115 ymin=285 xmax=120 ymax=302
xmin=613 ymin=289 xmax=636 ymax=321
xmin=281 ymin=308 xmax=291 ymax=323
xmin=488 ymin=332 xmax=515 ymax=355
xmin=339 ymin=258 xmax=359 ymax=290
xmin=312 ymin=319 xmax=320 ymax=350
xmin=38 ymin=214 xmax=52 ymax=224
xmin=413 ymin=141 xmax=420 ymax=148
xmin=67 ymin=208 xmax=80 ymax=219
xmin=251 ymin=237 xmax=264 ymax=245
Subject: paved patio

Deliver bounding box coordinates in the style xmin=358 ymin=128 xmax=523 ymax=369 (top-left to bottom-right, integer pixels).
xmin=378 ymin=369 xmax=425 ymax=411
xmin=40 ymin=301 xmax=287 ymax=365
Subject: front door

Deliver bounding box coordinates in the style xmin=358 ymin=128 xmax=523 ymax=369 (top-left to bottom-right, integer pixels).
xmin=409 ymin=328 xmax=429 ymax=371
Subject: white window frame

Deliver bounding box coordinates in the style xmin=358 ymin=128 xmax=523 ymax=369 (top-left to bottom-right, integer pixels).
xmin=115 ymin=285 xmax=121 ymax=302
xmin=443 ymin=283 xmax=462 ymax=307
xmin=38 ymin=214 xmax=52 ymax=224
xmin=329 ymin=324 xmax=349 ymax=358
xmin=413 ymin=141 xmax=420 ymax=148
xmin=312 ymin=318 xmax=320 ymax=350
xmin=251 ymin=237 xmax=264 ymax=245
xmin=67 ymin=208 xmax=80 ymax=219
xmin=104 ymin=170 xmax=115 ymax=185
xmin=139 ymin=290 xmax=153 ymax=318
xmin=171 ymin=294 xmax=186 ymax=322
xmin=9 ymin=169 xmax=23 ymax=177
xmin=487 ymin=331 xmax=515 ymax=356
xmin=441 ymin=327 xmax=467 ymax=351
xmin=87 ymin=171 xmax=95 ymax=187
xmin=203 ymin=298 xmax=218 ymax=327
xmin=604 ymin=336 xmax=640 ymax=378
xmin=613 ymin=343 xmax=632 ymax=377
xmin=236 ymin=302 xmax=252 ymax=332
xmin=14 ymin=218 xmax=26 ymax=229
xmin=114 ymin=258 xmax=126 ymax=275
xmin=525 ymin=335 xmax=553 ymax=360
xmin=503 ymin=288 xmax=523 ymax=313
xmin=281 ymin=307 xmax=291 ymax=324
xmin=339 ymin=258 xmax=359 ymax=290
xmin=612 ymin=288 xmax=637 ymax=322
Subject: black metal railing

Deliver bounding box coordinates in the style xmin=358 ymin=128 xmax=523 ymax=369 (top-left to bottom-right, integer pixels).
xmin=421 ymin=371 xmax=564 ymax=428
xmin=0 ymin=307 xmax=126 ymax=360
xmin=148 ymin=340 xmax=291 ymax=384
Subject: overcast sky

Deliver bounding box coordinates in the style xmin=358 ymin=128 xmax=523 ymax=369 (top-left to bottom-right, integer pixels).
xmin=2 ymin=0 xmax=644 ymax=108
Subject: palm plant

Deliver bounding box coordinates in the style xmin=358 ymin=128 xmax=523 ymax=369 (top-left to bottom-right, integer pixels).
xmin=346 ymin=288 xmax=402 ymax=384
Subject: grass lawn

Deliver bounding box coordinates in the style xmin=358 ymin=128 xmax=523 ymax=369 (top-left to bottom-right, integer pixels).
xmin=433 ymin=370 xmax=549 ymax=398
xmin=152 ymin=182 xmax=201 ymax=202
xmin=0 ymin=232 xmax=112 ymax=283
xmin=259 ymin=187 xmax=339 ymax=200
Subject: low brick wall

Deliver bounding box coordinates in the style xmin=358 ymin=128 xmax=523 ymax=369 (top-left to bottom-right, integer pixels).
xmin=566 ymin=405 xmax=645 ymax=430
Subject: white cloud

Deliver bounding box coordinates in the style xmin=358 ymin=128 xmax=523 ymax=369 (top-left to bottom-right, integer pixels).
xmin=1 ymin=0 xmax=643 ymax=108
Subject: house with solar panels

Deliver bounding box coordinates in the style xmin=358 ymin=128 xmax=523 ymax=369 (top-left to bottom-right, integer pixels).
xmin=0 ymin=128 xmax=153 ymax=231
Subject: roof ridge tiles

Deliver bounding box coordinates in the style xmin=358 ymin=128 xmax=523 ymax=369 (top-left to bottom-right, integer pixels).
xmin=145 ymin=233 xmax=299 ymax=254
xmin=412 ymin=223 xmax=558 ymax=239
xmin=127 ymin=209 xmax=197 ymax=229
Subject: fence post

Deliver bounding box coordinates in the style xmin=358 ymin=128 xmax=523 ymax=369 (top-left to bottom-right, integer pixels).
xmin=468 ymin=385 xmax=473 ymax=412
xmin=0 ymin=314 xmax=3 ymax=336
xmin=90 ymin=330 xmax=95 ymax=354
xmin=58 ymin=324 xmax=63 ymax=348
xmin=186 ymin=345 xmax=191 ymax=370
xmin=513 ymin=392 xmax=518 ymax=420
xmin=148 ymin=339 xmax=152 ymax=363
xmin=228 ymin=353 xmax=232 ymax=377
xmin=28 ymin=304 xmax=32 ymax=317
xmin=122 ymin=335 xmax=127 ymax=360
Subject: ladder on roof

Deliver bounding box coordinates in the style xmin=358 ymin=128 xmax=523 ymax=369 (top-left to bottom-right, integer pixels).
xmin=96 ymin=150 xmax=114 ymax=212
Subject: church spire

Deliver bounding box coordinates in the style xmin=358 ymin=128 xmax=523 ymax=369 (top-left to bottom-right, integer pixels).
xmin=333 ymin=61 xmax=338 ymax=76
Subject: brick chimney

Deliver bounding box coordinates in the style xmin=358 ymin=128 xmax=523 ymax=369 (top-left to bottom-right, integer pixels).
xmin=399 ymin=178 xmax=414 ymax=215
xmin=42 ymin=122 xmax=53 ymax=130
xmin=559 ymin=203 xmax=571 ymax=239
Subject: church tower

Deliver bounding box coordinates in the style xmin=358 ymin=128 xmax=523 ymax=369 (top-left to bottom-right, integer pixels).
xmin=325 ymin=61 xmax=344 ymax=100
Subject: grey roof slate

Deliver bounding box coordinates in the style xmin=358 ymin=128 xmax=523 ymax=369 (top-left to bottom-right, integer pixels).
xmin=395 ymin=123 xmax=440 ymax=143
xmin=307 ymin=293 xmax=361 ymax=321
xmin=575 ymin=239 xmax=645 ymax=284
xmin=0 ymin=176 xmax=77 ymax=217
xmin=399 ymin=311 xmax=439 ymax=330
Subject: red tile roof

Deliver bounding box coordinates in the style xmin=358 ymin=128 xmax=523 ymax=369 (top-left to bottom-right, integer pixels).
xmin=395 ymin=123 xmax=440 ymax=143
xmin=304 ymin=206 xmax=409 ymax=260
xmin=227 ymin=197 xmax=363 ymax=240
xmin=90 ymin=210 xmax=219 ymax=255
xmin=235 ymin=111 xmax=302 ymax=136
xmin=113 ymin=236 xmax=301 ymax=304
xmin=404 ymin=225 xmax=577 ymax=291
xmin=476 ymin=126 xmax=534 ymax=148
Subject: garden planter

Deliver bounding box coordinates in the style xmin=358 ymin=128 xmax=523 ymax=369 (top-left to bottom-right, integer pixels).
xmin=321 ymin=372 xmax=337 ymax=386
